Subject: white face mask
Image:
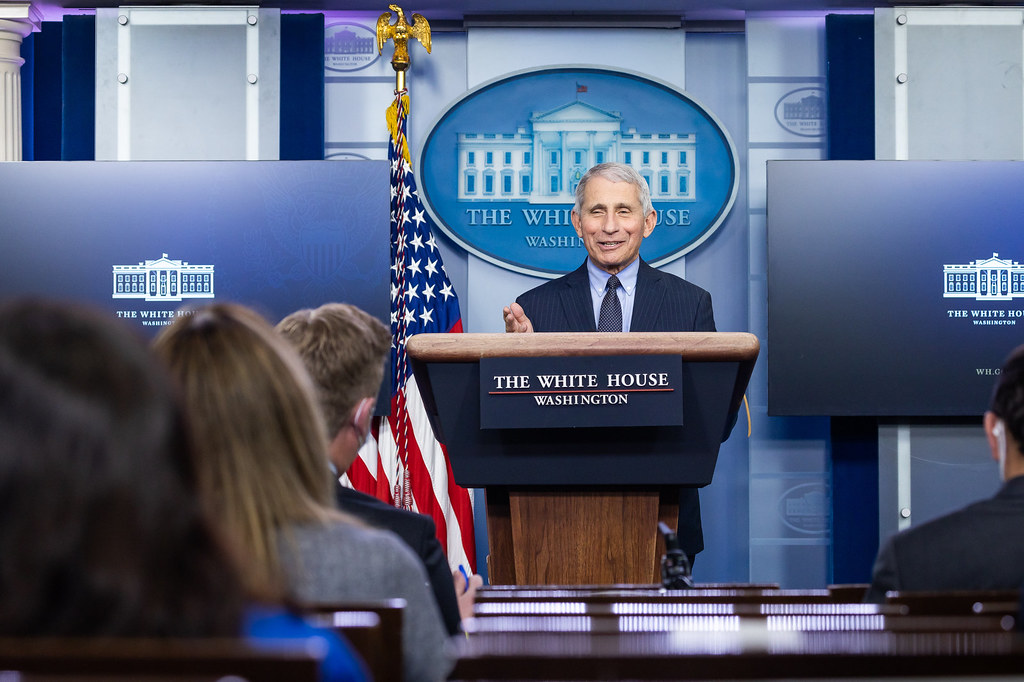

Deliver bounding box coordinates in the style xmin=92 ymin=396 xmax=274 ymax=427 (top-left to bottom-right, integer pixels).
xmin=994 ymin=419 xmax=1008 ymax=482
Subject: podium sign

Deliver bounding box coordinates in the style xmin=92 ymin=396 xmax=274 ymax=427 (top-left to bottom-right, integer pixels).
xmin=480 ymin=354 xmax=682 ymax=429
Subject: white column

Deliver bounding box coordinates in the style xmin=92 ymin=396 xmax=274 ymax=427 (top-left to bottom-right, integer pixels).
xmin=0 ymin=3 xmax=39 ymax=161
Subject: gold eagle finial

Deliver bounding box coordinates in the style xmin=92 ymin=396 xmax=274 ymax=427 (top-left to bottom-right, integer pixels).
xmin=376 ymin=4 xmax=431 ymax=90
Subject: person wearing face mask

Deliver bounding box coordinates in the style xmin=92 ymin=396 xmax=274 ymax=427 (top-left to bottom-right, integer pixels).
xmin=276 ymin=303 xmax=481 ymax=635
xmin=863 ymin=344 xmax=1024 ymax=603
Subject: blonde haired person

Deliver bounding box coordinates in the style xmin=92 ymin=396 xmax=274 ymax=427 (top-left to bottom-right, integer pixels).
xmin=153 ymin=303 xmax=452 ymax=682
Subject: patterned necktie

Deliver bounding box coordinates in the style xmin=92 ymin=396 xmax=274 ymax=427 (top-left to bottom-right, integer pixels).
xmin=597 ymin=275 xmax=622 ymax=332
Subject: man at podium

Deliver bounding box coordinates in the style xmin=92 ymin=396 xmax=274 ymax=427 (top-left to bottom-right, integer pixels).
xmin=502 ymin=161 xmax=717 ymax=563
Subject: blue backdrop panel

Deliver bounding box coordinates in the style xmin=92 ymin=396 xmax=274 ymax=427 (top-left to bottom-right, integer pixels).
xmin=61 ymin=15 xmax=95 ymax=160
xmin=825 ymin=14 xmax=874 ymax=161
xmin=26 ymin=22 xmax=65 ymax=161
xmin=823 ymin=15 xmax=878 ymax=587
xmin=281 ymin=13 xmax=325 ymax=161
xmin=0 ymin=161 xmax=388 ymax=337
xmin=830 ymin=417 xmax=879 ymax=584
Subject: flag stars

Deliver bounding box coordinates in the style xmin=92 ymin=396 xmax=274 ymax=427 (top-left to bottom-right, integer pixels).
xmin=422 ymin=282 xmax=436 ymax=302
xmin=425 ymin=259 xmax=438 ymax=277
xmin=407 ymin=258 xmax=422 ymax=277
xmin=411 ymin=208 xmax=427 ymax=227
xmin=404 ymin=283 xmax=419 ymax=301
xmin=403 ymin=309 xmax=416 ymax=324
xmin=409 ymin=233 xmax=424 ymax=252
xmin=419 ymin=308 xmax=434 ymax=325
xmin=426 ymin=233 xmax=438 ymax=251
xmin=440 ymin=282 xmax=455 ymax=301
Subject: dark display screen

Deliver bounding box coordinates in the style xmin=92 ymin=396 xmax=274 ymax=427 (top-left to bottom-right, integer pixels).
xmin=767 ymin=160 xmax=1024 ymax=416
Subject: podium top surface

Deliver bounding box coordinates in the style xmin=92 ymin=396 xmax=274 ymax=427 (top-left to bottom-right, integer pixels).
xmin=406 ymin=331 xmax=759 ymax=363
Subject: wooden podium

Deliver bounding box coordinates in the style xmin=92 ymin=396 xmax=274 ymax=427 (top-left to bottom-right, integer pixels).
xmin=406 ymin=332 xmax=758 ymax=585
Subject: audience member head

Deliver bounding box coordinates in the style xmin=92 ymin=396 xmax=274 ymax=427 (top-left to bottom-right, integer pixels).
xmin=987 ymin=344 xmax=1024 ymax=481
xmin=152 ymin=303 xmax=335 ymax=595
xmin=0 ymin=299 xmax=245 ymax=637
xmin=276 ymin=303 xmax=390 ymax=473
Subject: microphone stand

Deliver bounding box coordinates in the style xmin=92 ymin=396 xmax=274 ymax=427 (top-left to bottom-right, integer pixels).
xmin=658 ymin=521 xmax=694 ymax=589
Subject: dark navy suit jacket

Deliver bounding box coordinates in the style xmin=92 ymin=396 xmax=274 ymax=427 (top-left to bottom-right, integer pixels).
xmin=515 ymin=258 xmax=716 ymax=557
xmin=334 ymin=481 xmax=462 ymax=635
xmin=864 ymin=475 xmax=1024 ymax=603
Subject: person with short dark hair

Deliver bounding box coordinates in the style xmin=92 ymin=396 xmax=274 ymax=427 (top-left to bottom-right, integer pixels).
xmin=864 ymin=344 xmax=1024 ymax=602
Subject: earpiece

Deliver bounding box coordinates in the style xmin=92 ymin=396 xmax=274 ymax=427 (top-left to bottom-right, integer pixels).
xmin=352 ymin=397 xmax=376 ymax=451
xmin=994 ymin=419 xmax=1008 ymax=481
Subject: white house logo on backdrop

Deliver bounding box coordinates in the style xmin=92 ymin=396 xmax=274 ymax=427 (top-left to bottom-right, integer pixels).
xmin=419 ymin=67 xmax=739 ymax=277
xmin=112 ymin=254 xmax=215 ymax=303
xmin=324 ymin=22 xmax=379 ymax=72
xmin=774 ymin=87 xmax=825 ymax=138
xmin=943 ymin=252 xmax=1024 ymax=301
xmin=456 ymin=100 xmax=697 ymax=205
xmin=778 ymin=482 xmax=830 ymax=534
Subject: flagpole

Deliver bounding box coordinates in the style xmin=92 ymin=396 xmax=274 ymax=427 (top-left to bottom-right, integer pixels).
xmin=373 ymin=5 xmax=475 ymax=570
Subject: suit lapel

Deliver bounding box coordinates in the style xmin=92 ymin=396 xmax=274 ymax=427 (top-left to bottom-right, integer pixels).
xmin=632 ymin=260 xmax=665 ymax=332
xmin=560 ymin=263 xmax=596 ymax=332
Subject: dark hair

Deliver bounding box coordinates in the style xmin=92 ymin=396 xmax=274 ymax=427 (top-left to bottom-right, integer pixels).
xmin=0 ymin=299 xmax=246 ymax=637
xmin=989 ymin=344 xmax=1024 ymax=449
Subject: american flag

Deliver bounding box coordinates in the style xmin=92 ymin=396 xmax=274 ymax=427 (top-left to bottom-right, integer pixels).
xmin=344 ymin=90 xmax=476 ymax=572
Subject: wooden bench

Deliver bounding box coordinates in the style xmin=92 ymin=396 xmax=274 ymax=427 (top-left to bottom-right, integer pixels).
xmin=450 ymin=629 xmax=1024 ymax=679
xmin=464 ymin=611 xmax=1014 ymax=634
xmin=827 ymin=583 xmax=870 ymax=602
xmin=885 ymin=589 xmax=1020 ymax=615
xmin=302 ymin=598 xmax=405 ymax=682
xmin=477 ymin=582 xmax=781 ymax=594
xmin=0 ymin=637 xmax=322 ymax=681
xmin=474 ymin=588 xmax=840 ymax=606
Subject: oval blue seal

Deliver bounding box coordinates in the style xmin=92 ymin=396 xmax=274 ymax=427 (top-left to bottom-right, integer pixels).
xmin=324 ymin=22 xmax=380 ymax=73
xmin=777 ymin=482 xmax=830 ymax=535
xmin=774 ymin=86 xmax=825 ymax=138
xmin=418 ymin=66 xmax=739 ymax=278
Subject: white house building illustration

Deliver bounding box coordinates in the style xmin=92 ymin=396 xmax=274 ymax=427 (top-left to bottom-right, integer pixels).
xmin=457 ymin=99 xmax=697 ymax=204
xmin=112 ymin=253 xmax=215 ymax=302
xmin=783 ymin=93 xmax=824 ymax=122
xmin=943 ymin=252 xmax=1024 ymax=300
xmin=325 ymin=27 xmax=374 ymax=56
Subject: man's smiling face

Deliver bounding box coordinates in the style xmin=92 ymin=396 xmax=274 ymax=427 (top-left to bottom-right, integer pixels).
xmin=571 ymin=176 xmax=657 ymax=276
